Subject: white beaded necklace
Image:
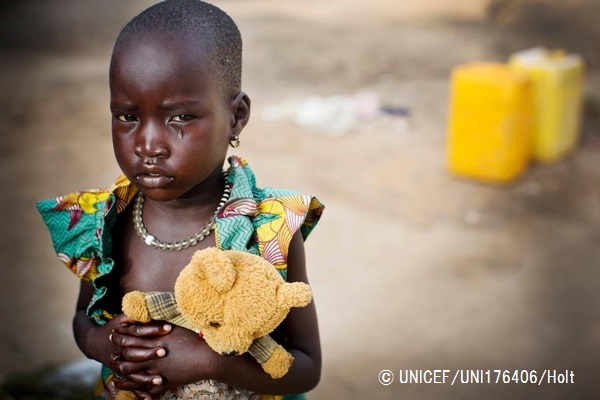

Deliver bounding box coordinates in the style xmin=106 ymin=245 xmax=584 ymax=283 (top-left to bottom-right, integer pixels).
xmin=132 ymin=172 xmax=231 ymax=251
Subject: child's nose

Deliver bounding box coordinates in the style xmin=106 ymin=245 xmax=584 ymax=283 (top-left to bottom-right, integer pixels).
xmin=135 ymin=123 xmax=169 ymax=158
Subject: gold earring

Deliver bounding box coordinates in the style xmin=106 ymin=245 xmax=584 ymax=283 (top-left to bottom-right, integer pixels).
xmin=229 ymin=135 xmax=240 ymax=148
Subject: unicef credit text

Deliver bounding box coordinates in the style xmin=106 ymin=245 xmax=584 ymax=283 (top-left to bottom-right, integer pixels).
xmin=378 ymin=369 xmax=575 ymax=386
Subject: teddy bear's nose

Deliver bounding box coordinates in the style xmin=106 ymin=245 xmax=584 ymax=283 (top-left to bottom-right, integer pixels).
xmin=222 ymin=350 xmax=238 ymax=356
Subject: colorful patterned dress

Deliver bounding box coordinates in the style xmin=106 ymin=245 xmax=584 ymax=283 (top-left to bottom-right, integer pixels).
xmin=37 ymin=156 xmax=324 ymax=400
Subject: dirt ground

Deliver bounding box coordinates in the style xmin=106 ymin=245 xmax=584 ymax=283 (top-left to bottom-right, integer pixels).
xmin=2 ymin=0 xmax=600 ymax=399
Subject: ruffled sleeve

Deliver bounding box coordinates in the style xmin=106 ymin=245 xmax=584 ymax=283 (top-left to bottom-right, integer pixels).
xmin=254 ymin=193 xmax=323 ymax=271
xmin=36 ymin=176 xmax=137 ymax=325
xmin=215 ymin=156 xmax=324 ymax=280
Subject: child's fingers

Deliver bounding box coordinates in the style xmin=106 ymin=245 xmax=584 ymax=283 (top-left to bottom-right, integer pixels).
xmin=112 ymin=377 xmax=158 ymax=399
xmin=110 ymin=331 xmax=163 ymax=349
xmin=109 ymin=353 xmax=155 ymax=376
xmin=112 ymin=377 xmax=145 ymax=391
xmin=116 ymin=372 xmax=163 ymax=387
xmin=115 ymin=321 xmax=172 ymax=338
xmin=121 ymin=346 xmax=167 ymax=362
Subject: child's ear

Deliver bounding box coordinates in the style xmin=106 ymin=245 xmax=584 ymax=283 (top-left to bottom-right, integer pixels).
xmin=229 ymin=91 xmax=251 ymax=138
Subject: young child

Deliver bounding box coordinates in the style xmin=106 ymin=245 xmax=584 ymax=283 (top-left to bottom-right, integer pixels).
xmin=36 ymin=1 xmax=324 ymax=399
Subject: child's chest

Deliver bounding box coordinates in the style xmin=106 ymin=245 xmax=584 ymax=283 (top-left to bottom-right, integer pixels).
xmin=114 ymin=207 xmax=216 ymax=295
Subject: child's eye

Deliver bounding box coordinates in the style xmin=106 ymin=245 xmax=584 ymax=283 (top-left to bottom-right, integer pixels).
xmin=170 ymin=114 xmax=194 ymax=122
xmin=115 ymin=114 xmax=137 ymax=122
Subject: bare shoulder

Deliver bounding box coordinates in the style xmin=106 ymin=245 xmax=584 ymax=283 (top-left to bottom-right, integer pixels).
xmin=286 ymin=231 xmax=309 ymax=284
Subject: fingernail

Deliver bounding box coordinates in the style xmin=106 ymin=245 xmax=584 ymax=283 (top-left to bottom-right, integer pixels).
xmin=163 ymin=324 xmax=172 ymax=332
xmin=152 ymin=377 xmax=162 ymax=385
xmin=109 ymin=334 xmax=113 ymax=342
xmin=156 ymin=348 xmax=166 ymax=357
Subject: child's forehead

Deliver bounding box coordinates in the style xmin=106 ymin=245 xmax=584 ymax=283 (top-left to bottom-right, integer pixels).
xmin=113 ymin=30 xmax=215 ymax=70
xmin=109 ymin=30 xmax=229 ymax=100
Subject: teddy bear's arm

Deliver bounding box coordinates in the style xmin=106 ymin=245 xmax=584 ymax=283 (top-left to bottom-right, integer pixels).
xmin=143 ymin=291 xmax=199 ymax=332
xmin=248 ymin=335 xmax=293 ymax=379
xmin=123 ymin=291 xmax=199 ymax=332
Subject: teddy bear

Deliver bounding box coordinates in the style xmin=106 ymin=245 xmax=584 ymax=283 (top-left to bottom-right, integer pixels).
xmin=114 ymin=247 xmax=312 ymax=400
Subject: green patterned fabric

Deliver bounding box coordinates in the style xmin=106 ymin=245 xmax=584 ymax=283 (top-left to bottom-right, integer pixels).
xmin=37 ymin=175 xmax=137 ymax=324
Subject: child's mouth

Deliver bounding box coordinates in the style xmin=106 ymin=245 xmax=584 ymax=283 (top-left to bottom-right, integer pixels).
xmin=136 ymin=173 xmax=173 ymax=188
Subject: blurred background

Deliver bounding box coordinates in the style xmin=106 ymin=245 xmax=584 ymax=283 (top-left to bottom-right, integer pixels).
xmin=1 ymin=0 xmax=599 ymax=399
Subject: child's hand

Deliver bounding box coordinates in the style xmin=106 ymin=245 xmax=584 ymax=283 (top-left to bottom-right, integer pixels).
xmin=108 ymin=316 xmax=172 ymax=398
xmin=114 ymin=325 xmax=221 ymax=398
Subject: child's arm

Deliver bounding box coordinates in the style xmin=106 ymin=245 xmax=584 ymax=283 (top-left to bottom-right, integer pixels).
xmin=110 ymin=231 xmax=321 ymax=397
xmin=226 ymin=230 xmax=322 ymax=392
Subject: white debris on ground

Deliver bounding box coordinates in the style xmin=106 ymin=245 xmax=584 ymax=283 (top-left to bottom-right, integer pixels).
xmin=261 ymin=89 xmax=411 ymax=135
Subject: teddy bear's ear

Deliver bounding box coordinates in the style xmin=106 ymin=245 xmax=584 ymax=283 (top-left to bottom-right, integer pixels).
xmin=277 ymin=282 xmax=312 ymax=309
xmin=193 ymin=248 xmax=237 ymax=293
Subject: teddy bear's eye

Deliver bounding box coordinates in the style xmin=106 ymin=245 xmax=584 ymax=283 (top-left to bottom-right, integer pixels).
xmin=209 ymin=321 xmax=221 ymax=328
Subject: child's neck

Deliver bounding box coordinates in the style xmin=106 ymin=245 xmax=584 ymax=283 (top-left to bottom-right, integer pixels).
xmin=142 ymin=170 xmax=226 ymax=216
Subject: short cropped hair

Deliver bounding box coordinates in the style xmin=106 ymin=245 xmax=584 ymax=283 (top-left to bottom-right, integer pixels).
xmin=113 ymin=0 xmax=242 ymax=99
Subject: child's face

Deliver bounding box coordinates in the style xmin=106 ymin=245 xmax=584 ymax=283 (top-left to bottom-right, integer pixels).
xmin=110 ymin=33 xmax=233 ymax=202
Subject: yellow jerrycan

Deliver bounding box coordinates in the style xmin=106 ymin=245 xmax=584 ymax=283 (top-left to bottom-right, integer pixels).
xmin=447 ymin=62 xmax=533 ymax=184
xmin=509 ymin=47 xmax=584 ymax=163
